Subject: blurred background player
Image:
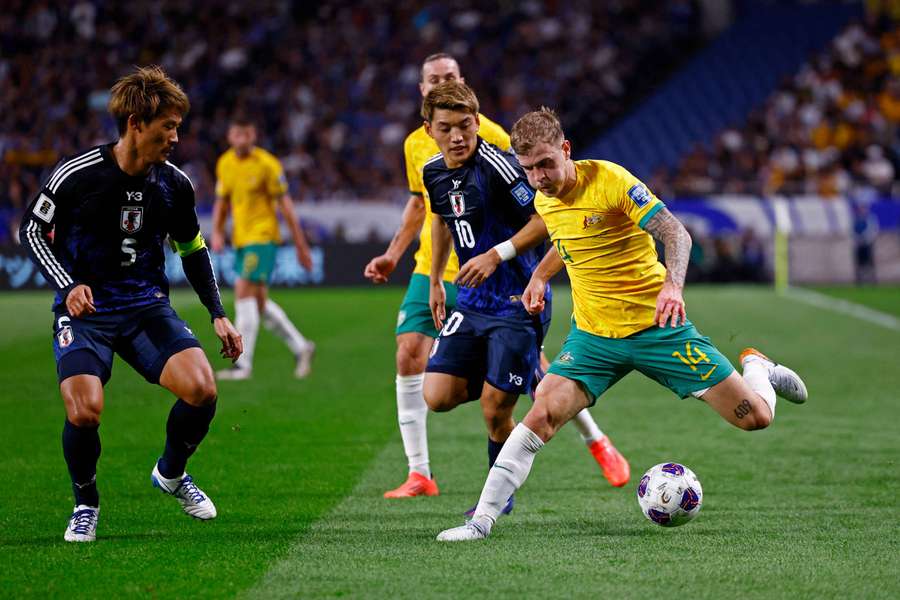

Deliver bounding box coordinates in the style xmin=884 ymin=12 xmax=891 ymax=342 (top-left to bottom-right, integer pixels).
xmin=212 ymin=116 xmax=315 ymax=381
xmin=437 ymin=108 xmax=808 ymax=542
xmin=364 ymin=54 xmax=628 ymax=500
xmin=19 ymin=66 xmax=243 ymax=542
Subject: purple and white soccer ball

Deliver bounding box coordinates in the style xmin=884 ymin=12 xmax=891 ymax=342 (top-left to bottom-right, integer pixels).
xmin=636 ymin=462 xmax=703 ymax=527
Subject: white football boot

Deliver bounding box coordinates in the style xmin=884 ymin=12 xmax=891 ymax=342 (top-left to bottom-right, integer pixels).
xmin=436 ymin=519 xmax=491 ymax=542
xmin=216 ymin=366 xmax=251 ymax=381
xmin=740 ymin=348 xmax=808 ymax=404
xmin=151 ymin=462 xmax=217 ymax=520
xmin=64 ymin=505 xmax=99 ymax=542
xmin=294 ymin=341 xmax=316 ymax=379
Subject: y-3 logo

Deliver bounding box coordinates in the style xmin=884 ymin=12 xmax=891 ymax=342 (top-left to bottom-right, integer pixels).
xmin=508 ymin=372 xmax=523 ymax=386
xmin=126 ymin=191 xmax=143 ymax=202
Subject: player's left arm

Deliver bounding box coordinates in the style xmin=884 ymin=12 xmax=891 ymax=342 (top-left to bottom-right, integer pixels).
xmin=643 ymin=207 xmax=692 ymax=328
xmin=278 ymin=193 xmax=313 ymax=271
xmin=454 ymin=213 xmax=548 ymax=288
xmin=169 ymin=174 xmax=242 ymax=360
xmin=429 ymin=215 xmax=453 ymax=331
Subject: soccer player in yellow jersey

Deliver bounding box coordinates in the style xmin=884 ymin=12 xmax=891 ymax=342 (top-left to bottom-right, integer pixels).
xmin=365 ymin=55 xmax=629 ymax=500
xmin=212 ymin=116 xmax=314 ymax=381
xmin=437 ymin=108 xmax=809 ymax=542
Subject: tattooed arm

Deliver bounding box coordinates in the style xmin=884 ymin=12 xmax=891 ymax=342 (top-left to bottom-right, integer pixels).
xmin=643 ymin=207 xmax=692 ymax=327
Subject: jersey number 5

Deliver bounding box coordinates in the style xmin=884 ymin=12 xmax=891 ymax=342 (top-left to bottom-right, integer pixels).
xmin=454 ymin=220 xmax=476 ymax=249
xmin=121 ymin=238 xmax=137 ymax=266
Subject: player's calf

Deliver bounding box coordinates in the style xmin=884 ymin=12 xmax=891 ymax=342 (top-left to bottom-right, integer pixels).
xmin=701 ymin=372 xmax=773 ymax=431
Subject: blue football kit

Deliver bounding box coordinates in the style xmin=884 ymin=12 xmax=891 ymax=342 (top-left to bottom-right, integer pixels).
xmin=20 ymin=143 xmax=226 ymax=384
xmin=423 ymin=138 xmax=550 ymax=398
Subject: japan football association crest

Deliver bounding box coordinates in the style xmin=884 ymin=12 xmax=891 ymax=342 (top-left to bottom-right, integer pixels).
xmin=449 ymin=191 xmax=465 ymax=217
xmin=121 ymin=206 xmax=143 ymax=233
xmin=57 ymin=325 xmax=74 ymax=348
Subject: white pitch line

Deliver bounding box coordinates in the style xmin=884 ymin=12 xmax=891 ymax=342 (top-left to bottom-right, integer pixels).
xmin=785 ymin=287 xmax=900 ymax=332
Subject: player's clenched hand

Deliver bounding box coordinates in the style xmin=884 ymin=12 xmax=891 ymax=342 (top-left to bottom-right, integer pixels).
xmin=213 ymin=317 xmax=243 ymax=362
xmin=521 ymin=275 xmax=547 ymax=315
xmin=296 ymin=243 xmax=313 ymax=271
xmin=454 ymin=250 xmax=501 ymax=288
xmin=65 ymin=284 xmax=96 ymax=317
xmin=655 ymin=281 xmax=686 ymax=328
xmin=429 ymin=280 xmax=446 ymax=331
xmin=211 ymin=231 xmax=225 ymax=254
xmin=363 ymin=254 xmax=396 ymax=284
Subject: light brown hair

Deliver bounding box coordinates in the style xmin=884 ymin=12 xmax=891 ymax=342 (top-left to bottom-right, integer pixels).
xmin=108 ymin=65 xmax=190 ymax=135
xmin=421 ymin=81 xmax=479 ymax=122
xmin=510 ymin=107 xmax=564 ymax=155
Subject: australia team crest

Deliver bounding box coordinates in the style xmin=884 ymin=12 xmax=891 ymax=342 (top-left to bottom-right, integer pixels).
xmin=449 ymin=191 xmax=465 ymax=217
xmin=121 ymin=206 xmax=143 ymax=233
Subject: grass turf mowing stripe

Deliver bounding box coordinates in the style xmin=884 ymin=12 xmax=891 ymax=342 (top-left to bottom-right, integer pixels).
xmin=787 ymin=287 xmax=900 ymax=331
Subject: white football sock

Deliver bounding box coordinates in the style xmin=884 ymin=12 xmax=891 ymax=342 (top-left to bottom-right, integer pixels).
xmin=396 ymin=374 xmax=430 ymax=478
xmin=571 ymin=409 xmax=604 ymax=445
xmin=473 ymin=423 xmax=544 ymax=529
xmin=262 ymin=300 xmax=310 ymax=355
xmin=742 ymin=359 xmax=776 ymax=419
xmin=234 ymin=298 xmax=259 ymax=371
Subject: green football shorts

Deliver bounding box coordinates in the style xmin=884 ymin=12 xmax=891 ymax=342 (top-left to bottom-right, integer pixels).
xmin=396 ymin=273 xmax=458 ymax=337
xmin=235 ymin=243 xmax=277 ymax=284
xmin=548 ymin=319 xmax=735 ymax=404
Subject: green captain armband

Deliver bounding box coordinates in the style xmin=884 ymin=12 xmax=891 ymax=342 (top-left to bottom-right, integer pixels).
xmin=171 ymin=232 xmax=207 ymax=257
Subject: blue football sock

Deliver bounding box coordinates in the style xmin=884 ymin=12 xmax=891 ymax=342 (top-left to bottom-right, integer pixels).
xmin=62 ymin=420 xmax=100 ymax=507
xmin=158 ymin=399 xmax=216 ymax=479
xmin=488 ymin=437 xmax=505 ymax=469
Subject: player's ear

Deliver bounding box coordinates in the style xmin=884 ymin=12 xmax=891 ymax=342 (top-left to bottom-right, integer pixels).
xmin=562 ymin=139 xmax=571 ymax=159
xmin=473 ymin=113 xmax=480 ymax=133
xmin=424 ymin=120 xmax=433 ymax=139
xmin=128 ymin=114 xmax=143 ymax=133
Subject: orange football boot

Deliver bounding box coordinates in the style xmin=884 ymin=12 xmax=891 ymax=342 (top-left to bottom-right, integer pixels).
xmin=588 ymin=436 xmax=630 ymax=487
xmin=383 ymin=472 xmax=439 ymax=498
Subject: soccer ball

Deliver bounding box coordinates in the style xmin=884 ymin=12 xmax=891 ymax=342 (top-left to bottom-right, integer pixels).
xmin=636 ymin=462 xmax=703 ymax=527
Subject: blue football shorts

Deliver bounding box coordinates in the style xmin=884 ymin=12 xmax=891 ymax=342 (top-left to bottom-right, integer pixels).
xmin=52 ymin=302 xmax=202 ymax=385
xmin=425 ymin=307 xmax=548 ymax=400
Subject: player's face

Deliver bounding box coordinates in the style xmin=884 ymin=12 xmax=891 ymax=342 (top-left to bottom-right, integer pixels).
xmin=227 ymin=124 xmax=257 ymax=156
xmin=420 ymin=58 xmax=463 ymax=97
xmin=425 ymin=109 xmax=480 ymax=167
xmin=518 ymin=139 xmax=572 ymax=197
xmin=136 ymin=111 xmax=182 ymax=164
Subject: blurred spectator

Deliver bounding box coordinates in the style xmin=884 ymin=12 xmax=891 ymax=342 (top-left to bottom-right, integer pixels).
xmin=852 ymin=201 xmax=880 ymax=282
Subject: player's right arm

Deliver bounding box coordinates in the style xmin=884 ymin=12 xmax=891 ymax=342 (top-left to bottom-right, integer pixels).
xmin=363 ymin=193 xmax=425 ymax=284
xmin=211 ymin=157 xmax=230 ymax=253
xmin=429 ymin=214 xmax=453 ymax=331
xmin=522 ymin=247 xmax=565 ymax=315
xmin=19 ymin=173 xmax=95 ymax=316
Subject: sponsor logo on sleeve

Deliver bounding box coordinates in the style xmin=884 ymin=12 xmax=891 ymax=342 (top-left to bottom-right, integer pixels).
xmin=33 ymin=194 xmax=56 ymax=223
xmin=511 ymin=181 xmax=535 ymax=206
xmin=627 ymin=184 xmax=651 ymax=208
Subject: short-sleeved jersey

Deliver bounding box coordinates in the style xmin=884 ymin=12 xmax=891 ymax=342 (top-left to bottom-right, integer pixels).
xmin=215 ymin=147 xmax=288 ymax=248
xmin=424 ymin=138 xmax=550 ymax=320
xmin=534 ymin=160 xmax=666 ymax=338
xmin=405 ymin=113 xmax=510 ymax=282
xmin=20 ymin=144 xmax=202 ymax=313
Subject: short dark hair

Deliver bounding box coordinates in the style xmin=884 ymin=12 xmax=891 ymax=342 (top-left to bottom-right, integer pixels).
xmin=421 ymin=52 xmax=458 ymax=82
xmin=421 ymin=81 xmax=479 ymax=122
xmin=108 ymin=65 xmax=189 ymax=135
xmin=228 ymin=113 xmax=256 ymax=128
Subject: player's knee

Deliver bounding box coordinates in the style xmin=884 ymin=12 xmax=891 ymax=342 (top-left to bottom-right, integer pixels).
xmin=67 ymin=408 xmax=101 ymax=428
xmin=62 ymin=387 xmax=103 ymax=426
xmin=424 ymin=388 xmax=454 ymax=412
xmin=396 ymin=340 xmax=429 ymax=375
xmin=181 ymin=376 xmax=218 ymax=407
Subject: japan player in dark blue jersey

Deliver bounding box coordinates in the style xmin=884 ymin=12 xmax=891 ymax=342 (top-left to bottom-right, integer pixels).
xmin=19 ymin=66 xmax=242 ymax=542
xmin=420 ymin=82 xmax=551 ymax=514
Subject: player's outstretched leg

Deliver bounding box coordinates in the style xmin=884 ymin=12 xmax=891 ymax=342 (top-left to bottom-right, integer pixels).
xmin=740 ymin=348 xmax=808 ymax=404
xmin=217 ymin=296 xmax=258 ymax=380
xmin=262 ymin=299 xmax=315 ymax=379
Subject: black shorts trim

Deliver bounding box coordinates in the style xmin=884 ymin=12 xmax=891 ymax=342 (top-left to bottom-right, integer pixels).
xmin=58 ymin=348 xmax=111 ymax=385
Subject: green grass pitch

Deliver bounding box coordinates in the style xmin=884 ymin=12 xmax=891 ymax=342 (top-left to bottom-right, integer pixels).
xmin=0 ymin=285 xmax=898 ymax=598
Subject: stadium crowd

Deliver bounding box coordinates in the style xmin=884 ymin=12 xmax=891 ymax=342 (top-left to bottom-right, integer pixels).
xmin=0 ymin=0 xmax=701 ymax=241
xmin=654 ymin=14 xmax=900 ymax=199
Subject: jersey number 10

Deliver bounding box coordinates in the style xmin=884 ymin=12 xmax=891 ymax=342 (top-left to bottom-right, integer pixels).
xmin=454 ymin=220 xmax=476 ymax=249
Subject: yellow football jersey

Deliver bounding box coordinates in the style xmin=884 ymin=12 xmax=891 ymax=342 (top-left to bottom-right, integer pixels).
xmin=215 ymin=147 xmax=288 ymax=248
xmin=404 ymin=113 xmax=510 ymax=281
xmin=535 ymin=160 xmax=666 ymax=338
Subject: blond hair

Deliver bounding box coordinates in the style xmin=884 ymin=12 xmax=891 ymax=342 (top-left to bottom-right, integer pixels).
xmin=108 ymin=65 xmax=190 ymax=135
xmin=421 ymin=81 xmax=479 ymax=122
xmin=510 ymin=107 xmax=564 ymax=155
